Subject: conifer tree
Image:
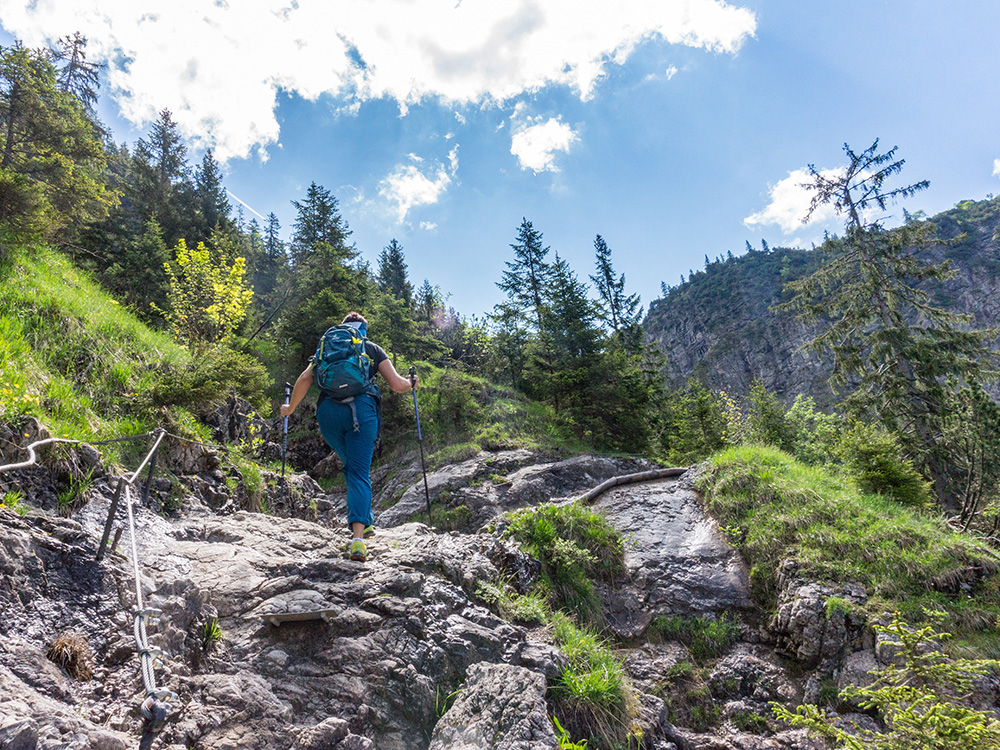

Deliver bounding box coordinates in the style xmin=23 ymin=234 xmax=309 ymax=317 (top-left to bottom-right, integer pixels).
xmin=144 ymin=109 xmax=187 ymax=186
xmin=414 ymin=279 xmax=441 ymax=324
xmin=290 ymin=182 xmax=349 ymax=266
xmin=377 ymin=238 xmax=412 ymax=305
xmin=589 ymin=234 xmax=643 ymax=351
xmin=0 ymin=42 xmax=114 ymax=241
xmin=54 ymin=33 xmax=100 ymax=113
xmin=779 ymin=140 xmax=996 ymax=502
xmin=195 ymin=149 xmax=230 ymax=233
xmin=264 ymin=212 xmax=283 ymax=260
xmin=497 ymin=218 xmax=552 ymax=332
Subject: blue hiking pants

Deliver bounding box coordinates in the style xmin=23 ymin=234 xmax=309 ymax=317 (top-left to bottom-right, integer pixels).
xmin=315 ymin=394 xmax=379 ymax=529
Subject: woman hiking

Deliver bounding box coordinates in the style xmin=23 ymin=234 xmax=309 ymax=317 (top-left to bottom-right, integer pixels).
xmin=280 ymin=311 xmax=417 ymax=563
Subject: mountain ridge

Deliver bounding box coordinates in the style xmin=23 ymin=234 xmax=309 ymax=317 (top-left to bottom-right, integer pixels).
xmin=643 ymin=195 xmax=1000 ymax=404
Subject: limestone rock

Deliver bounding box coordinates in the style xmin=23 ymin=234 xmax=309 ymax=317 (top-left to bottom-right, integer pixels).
xmin=769 ymin=579 xmax=866 ymax=670
xmin=429 ymin=662 xmax=558 ymax=750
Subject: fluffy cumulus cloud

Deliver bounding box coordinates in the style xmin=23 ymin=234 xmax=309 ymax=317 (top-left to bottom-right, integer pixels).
xmin=743 ymin=167 xmax=843 ymax=234
xmin=378 ymin=147 xmax=459 ymax=222
xmin=0 ymin=0 xmax=756 ymax=160
xmin=993 ymin=158 xmax=1000 ymax=178
xmin=510 ymin=116 xmax=579 ymax=173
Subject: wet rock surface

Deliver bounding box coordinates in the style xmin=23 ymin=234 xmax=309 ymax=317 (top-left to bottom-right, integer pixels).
xmin=593 ymin=473 xmax=754 ymax=638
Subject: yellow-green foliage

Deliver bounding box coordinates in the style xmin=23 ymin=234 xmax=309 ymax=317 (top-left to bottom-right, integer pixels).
xmin=0 ymin=246 xmax=187 ymax=441
xmin=773 ymin=615 xmax=1000 ymax=750
xmin=698 ymin=446 xmax=1000 ymax=635
xmin=159 ymin=239 xmax=253 ymax=347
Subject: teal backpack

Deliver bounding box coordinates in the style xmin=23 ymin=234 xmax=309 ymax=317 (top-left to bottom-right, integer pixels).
xmin=313 ymin=324 xmax=379 ymax=430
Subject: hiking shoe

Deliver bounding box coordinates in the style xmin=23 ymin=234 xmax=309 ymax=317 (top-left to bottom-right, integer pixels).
xmin=363 ymin=525 xmax=375 ymax=539
xmin=349 ymin=539 xmax=367 ymax=562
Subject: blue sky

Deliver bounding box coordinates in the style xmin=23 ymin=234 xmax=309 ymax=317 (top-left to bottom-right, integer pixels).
xmin=2 ymin=0 xmax=999 ymax=319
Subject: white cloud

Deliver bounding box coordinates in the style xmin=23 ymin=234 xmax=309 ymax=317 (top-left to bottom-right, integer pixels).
xmin=378 ymin=147 xmax=459 ymax=222
xmin=743 ymin=167 xmax=843 ymax=234
xmin=0 ymin=0 xmax=756 ymax=160
xmin=665 ymin=65 xmax=679 ymax=80
xmin=993 ymin=158 xmax=1000 ymax=178
xmin=419 ymin=221 xmax=438 ymax=231
xmin=510 ymin=117 xmax=579 ymax=173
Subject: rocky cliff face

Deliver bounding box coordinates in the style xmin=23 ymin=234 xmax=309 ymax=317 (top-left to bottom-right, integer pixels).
xmin=644 ymin=196 xmax=1000 ymax=403
xmin=0 ymin=421 xmax=948 ymax=750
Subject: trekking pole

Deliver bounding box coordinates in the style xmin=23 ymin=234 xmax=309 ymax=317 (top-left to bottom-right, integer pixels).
xmin=409 ymin=366 xmax=432 ymax=522
xmin=281 ymin=382 xmax=291 ymax=502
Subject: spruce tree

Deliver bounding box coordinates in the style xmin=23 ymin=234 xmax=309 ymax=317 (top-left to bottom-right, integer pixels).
xmin=779 ymin=140 xmax=996 ymax=502
xmin=195 ymin=149 xmax=230 ymax=233
xmin=290 ymin=182 xmax=350 ymax=266
xmin=414 ymin=279 xmax=440 ymax=324
xmin=589 ymin=234 xmax=642 ymax=352
xmin=377 ymin=238 xmax=412 ymax=305
xmin=54 ymin=33 xmax=100 ymax=113
xmin=497 ymin=218 xmax=552 ymax=332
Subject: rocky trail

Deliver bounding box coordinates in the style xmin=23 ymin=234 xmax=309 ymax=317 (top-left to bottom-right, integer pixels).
xmin=0 ymin=430 xmax=882 ymax=750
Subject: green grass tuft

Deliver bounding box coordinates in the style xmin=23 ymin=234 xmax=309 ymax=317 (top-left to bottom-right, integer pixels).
xmin=504 ymin=501 xmax=624 ymax=624
xmin=650 ymin=613 xmax=741 ymax=663
xmin=551 ymin=613 xmax=635 ymax=746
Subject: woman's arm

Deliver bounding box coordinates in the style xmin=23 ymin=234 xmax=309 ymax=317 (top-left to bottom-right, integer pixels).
xmin=280 ymin=365 xmax=314 ymax=416
xmin=378 ymin=358 xmax=419 ymax=394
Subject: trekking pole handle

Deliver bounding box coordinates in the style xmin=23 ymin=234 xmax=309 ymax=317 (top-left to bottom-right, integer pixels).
xmin=408 ymin=365 xmax=416 ymax=385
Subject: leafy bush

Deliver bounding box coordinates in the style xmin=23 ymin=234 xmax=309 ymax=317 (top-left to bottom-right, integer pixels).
xmin=146 ymin=346 xmax=271 ymax=416
xmin=476 ymin=581 xmax=550 ymax=625
xmin=773 ymin=614 xmax=1000 ymax=750
xmin=838 ymin=421 xmax=934 ymax=508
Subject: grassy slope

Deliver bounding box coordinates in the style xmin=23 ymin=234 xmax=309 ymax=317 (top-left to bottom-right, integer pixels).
xmin=0 ymin=245 xmax=191 ymax=462
xmin=698 ymin=445 xmax=1000 ymax=655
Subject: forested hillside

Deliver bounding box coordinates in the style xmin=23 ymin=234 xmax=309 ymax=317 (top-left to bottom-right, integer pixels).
xmin=645 ymin=194 xmax=1000 ymax=404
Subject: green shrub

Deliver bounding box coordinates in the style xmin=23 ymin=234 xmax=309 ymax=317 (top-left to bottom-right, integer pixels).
xmin=430 ymin=503 xmax=472 ymax=531
xmin=146 ymin=345 xmax=271 ymax=416
xmin=773 ymin=614 xmax=1000 ymax=750
xmin=477 ymin=581 xmax=551 ymax=625
xmin=838 ymin=421 xmax=933 ymax=508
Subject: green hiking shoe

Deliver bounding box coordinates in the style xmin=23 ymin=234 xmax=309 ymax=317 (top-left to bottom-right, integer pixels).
xmin=349 ymin=539 xmax=367 ymax=562
xmin=363 ymin=525 xmax=375 ymax=539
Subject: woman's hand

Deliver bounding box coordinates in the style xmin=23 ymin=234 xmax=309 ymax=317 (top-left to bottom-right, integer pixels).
xmin=280 ymin=403 xmax=294 ymax=418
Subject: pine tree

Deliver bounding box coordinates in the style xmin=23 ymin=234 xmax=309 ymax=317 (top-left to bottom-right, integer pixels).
xmin=377 ymin=238 xmax=412 ymax=305
xmin=144 ymin=109 xmax=187 ymax=186
xmin=544 ymin=253 xmax=600 ymax=360
xmin=54 ymin=33 xmax=100 ymax=112
xmin=589 ymin=234 xmax=642 ymax=351
xmin=414 ymin=279 xmax=441 ymax=324
xmin=195 ymin=149 xmax=230 ymax=233
xmin=779 ymin=140 xmax=997 ymax=503
xmin=497 ymin=218 xmax=552 ymax=332
xmin=290 ymin=182 xmax=350 ymax=266
xmin=0 ymin=42 xmax=114 ymax=241
xmin=264 ymin=212 xmax=283 ymax=260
